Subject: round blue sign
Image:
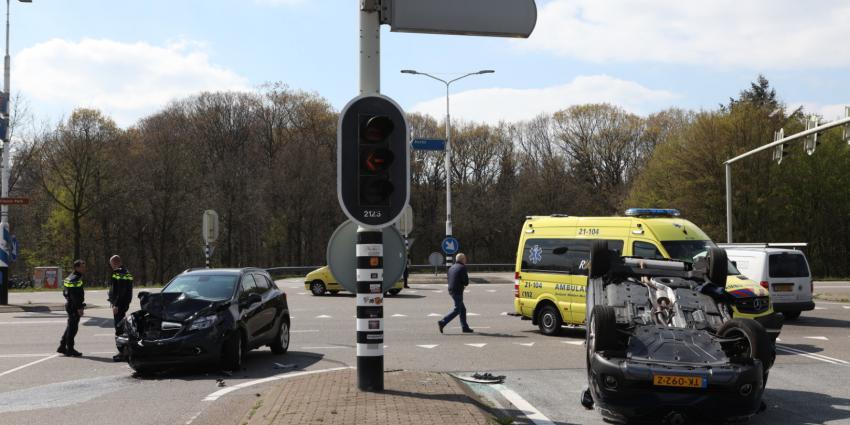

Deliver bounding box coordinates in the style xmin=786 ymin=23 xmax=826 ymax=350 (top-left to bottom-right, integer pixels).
xmin=441 ymin=237 xmax=460 ymax=255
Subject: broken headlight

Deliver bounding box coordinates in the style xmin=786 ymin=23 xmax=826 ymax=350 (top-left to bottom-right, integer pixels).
xmin=189 ymin=314 xmax=219 ymax=331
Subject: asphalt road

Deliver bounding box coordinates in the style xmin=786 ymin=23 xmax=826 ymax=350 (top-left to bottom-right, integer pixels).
xmin=1 ymin=274 xmax=849 ymax=425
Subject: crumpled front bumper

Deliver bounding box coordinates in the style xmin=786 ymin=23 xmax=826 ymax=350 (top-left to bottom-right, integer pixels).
xmin=588 ymin=353 xmax=765 ymax=423
xmin=117 ymin=325 xmax=226 ymax=368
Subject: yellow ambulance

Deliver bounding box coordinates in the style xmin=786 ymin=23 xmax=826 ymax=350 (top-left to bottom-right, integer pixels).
xmin=514 ymin=209 xmax=782 ymax=337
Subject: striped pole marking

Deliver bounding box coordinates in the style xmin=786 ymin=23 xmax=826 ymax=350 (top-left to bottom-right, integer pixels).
xmin=356 ymin=227 xmax=383 ymax=391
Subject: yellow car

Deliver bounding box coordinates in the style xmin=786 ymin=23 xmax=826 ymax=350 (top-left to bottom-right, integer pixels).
xmin=514 ymin=208 xmax=782 ymax=337
xmin=305 ymin=266 xmax=404 ymax=296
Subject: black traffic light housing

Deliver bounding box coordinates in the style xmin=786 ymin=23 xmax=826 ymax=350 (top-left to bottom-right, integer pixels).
xmin=338 ymin=94 xmax=409 ymax=228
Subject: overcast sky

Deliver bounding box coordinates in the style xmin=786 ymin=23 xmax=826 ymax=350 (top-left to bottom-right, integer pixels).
xmin=9 ymin=0 xmax=850 ymax=127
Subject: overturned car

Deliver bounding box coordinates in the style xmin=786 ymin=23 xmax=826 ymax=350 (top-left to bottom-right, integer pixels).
xmin=117 ymin=268 xmax=290 ymax=374
xmin=583 ymin=242 xmax=773 ymax=424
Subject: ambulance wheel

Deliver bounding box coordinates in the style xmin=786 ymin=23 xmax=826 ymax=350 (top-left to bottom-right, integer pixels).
xmin=538 ymin=304 xmax=563 ymax=336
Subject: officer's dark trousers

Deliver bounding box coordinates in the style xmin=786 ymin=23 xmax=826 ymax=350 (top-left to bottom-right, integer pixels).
xmin=440 ymin=291 xmax=469 ymax=330
xmin=60 ymin=305 xmax=81 ymax=349
xmin=113 ymin=305 xmax=129 ymax=336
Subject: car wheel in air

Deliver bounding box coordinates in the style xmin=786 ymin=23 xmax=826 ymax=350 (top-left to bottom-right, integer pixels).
xmin=589 ymin=305 xmax=618 ymax=353
xmin=310 ymin=280 xmax=326 ymax=296
xmin=538 ymin=304 xmax=563 ymax=336
xmin=270 ymin=319 xmax=290 ymax=354
xmin=589 ymin=240 xmax=611 ymax=279
xmin=719 ymin=318 xmax=774 ymax=370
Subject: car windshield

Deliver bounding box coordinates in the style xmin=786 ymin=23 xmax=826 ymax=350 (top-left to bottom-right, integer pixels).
xmin=162 ymin=275 xmax=238 ymax=301
xmin=662 ymin=240 xmax=741 ymax=275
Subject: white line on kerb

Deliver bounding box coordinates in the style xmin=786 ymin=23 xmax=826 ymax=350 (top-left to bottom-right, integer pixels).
xmin=203 ymin=367 xmax=352 ymax=401
xmin=776 ymin=344 xmax=850 ymax=365
xmin=0 ymin=354 xmax=60 ymax=378
xmin=494 ymin=384 xmax=555 ymax=425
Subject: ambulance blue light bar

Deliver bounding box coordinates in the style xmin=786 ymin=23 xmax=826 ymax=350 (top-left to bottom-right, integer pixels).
xmin=625 ymin=208 xmax=681 ymax=218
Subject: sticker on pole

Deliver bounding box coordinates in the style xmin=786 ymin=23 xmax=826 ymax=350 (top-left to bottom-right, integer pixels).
xmin=441 ymin=237 xmax=460 ymax=255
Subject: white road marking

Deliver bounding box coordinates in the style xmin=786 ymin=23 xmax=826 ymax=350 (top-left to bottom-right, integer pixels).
xmin=465 ymin=343 xmax=487 ymax=348
xmin=487 ymin=290 xmax=497 ymax=293
xmin=297 ymin=292 xmax=308 ymax=295
xmin=776 ymin=338 xmax=782 ymax=342
xmin=776 ymin=344 xmax=850 ymax=365
xmin=467 ymin=313 xmax=480 ymax=316
xmin=0 ymin=354 xmax=60 ymax=378
xmin=464 ymin=290 xmax=470 ymax=293
xmin=0 ymin=353 xmax=55 ymax=358
xmin=391 ymin=314 xmax=407 ymax=317
xmin=417 ymin=345 xmax=438 ymax=349
xmin=434 ymin=290 xmax=443 ymax=294
xmin=562 ymin=340 xmax=584 ymax=346
xmin=290 ymin=330 xmax=319 ymax=333
xmin=406 ymin=290 xmax=418 ymax=293
xmin=804 ymin=336 xmax=829 ymax=341
xmin=315 ymin=315 xmax=332 ymax=319
xmin=516 ymin=342 xmax=535 ymax=347
xmin=203 ymin=367 xmax=353 ymax=401
xmin=500 ymin=312 xmax=509 ymax=316
xmin=428 ymin=313 xmax=442 ymax=317
xmin=843 ymin=306 xmax=850 ymax=309
xmin=815 ymin=307 xmax=827 ymax=310
xmin=185 ymin=410 xmax=202 ymax=425
xmin=493 ymin=384 xmax=555 ymax=425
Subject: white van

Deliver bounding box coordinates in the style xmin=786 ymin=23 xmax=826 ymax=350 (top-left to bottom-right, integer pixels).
xmin=720 ymin=244 xmax=814 ymax=320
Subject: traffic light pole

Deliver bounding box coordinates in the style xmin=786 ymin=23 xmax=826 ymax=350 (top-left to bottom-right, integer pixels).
xmin=356 ymin=0 xmax=383 ymax=392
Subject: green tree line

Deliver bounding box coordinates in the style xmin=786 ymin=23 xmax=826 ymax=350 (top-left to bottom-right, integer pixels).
xmin=8 ymin=77 xmax=850 ymax=283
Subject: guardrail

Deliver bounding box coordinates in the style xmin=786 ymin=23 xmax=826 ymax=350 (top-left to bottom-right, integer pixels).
xmin=266 ymin=263 xmax=514 ymax=277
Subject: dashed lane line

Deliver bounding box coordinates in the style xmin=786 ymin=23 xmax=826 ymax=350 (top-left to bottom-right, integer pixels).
xmin=804 ymin=336 xmax=829 ymax=341
xmin=776 ymin=344 xmax=850 ymax=365
xmin=493 ymin=384 xmax=556 ymax=425
xmin=465 ymin=343 xmax=487 ymax=348
xmin=417 ymin=345 xmax=438 ymax=349
xmin=0 ymin=354 xmax=60 ymax=378
xmin=203 ymin=367 xmax=353 ymax=401
xmin=562 ymin=340 xmax=584 ymax=346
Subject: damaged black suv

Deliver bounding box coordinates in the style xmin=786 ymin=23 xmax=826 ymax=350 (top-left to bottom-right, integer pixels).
xmin=117 ymin=268 xmax=290 ymax=374
xmin=583 ymin=241 xmax=773 ymax=424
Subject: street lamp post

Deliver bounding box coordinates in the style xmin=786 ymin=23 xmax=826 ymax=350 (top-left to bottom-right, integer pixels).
xmin=400 ymin=69 xmax=494 ymax=267
xmin=0 ymin=0 xmax=29 ymax=305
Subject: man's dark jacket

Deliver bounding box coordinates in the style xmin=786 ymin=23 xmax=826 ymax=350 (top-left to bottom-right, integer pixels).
xmin=447 ymin=262 xmax=469 ymax=295
xmin=63 ymin=271 xmax=85 ymax=310
xmin=108 ymin=267 xmax=134 ymax=309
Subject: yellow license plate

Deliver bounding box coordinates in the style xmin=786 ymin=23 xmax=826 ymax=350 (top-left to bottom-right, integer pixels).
xmin=653 ymin=375 xmax=706 ymax=389
xmin=773 ymin=283 xmax=793 ymax=292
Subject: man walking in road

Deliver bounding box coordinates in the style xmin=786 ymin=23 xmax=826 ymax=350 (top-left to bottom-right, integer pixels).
xmin=58 ymin=259 xmax=86 ymax=357
xmin=108 ymin=255 xmax=134 ymax=361
xmin=438 ymin=253 xmax=473 ymax=333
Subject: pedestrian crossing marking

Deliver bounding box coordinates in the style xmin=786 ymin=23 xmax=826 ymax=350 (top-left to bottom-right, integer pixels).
xmin=465 ymin=343 xmax=487 ymax=348
xmin=516 ymin=342 xmax=535 ymax=347
xmin=562 ymin=340 xmax=584 ymax=346
xmin=428 ymin=313 xmax=442 ymax=317
xmin=804 ymin=336 xmax=829 ymax=341
xmin=315 ymin=315 xmax=332 ymax=319
xmin=417 ymin=345 xmax=438 ymax=349
xmin=467 ymin=313 xmax=480 ymax=316
xmin=391 ymin=314 xmax=407 ymax=317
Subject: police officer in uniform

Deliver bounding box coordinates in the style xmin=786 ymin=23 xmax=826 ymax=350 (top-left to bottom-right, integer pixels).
xmin=108 ymin=255 xmax=133 ymax=361
xmin=58 ymin=259 xmax=86 ymax=357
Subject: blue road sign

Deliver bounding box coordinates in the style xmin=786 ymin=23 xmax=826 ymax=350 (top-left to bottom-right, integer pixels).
xmin=411 ymin=138 xmax=446 ymax=151
xmin=442 ymin=236 xmax=460 ymax=255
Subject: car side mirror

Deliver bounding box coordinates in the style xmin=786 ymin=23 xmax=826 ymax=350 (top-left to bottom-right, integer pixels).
xmin=137 ymin=291 xmax=150 ymax=300
xmin=241 ymin=293 xmax=262 ymax=308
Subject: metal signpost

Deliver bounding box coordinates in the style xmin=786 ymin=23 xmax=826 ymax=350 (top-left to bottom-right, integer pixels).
xmin=342 ymin=0 xmax=537 ymax=392
xmin=327 ymin=220 xmax=407 ymax=293
xmin=441 ymin=236 xmax=460 ymax=266
xmin=428 ymin=252 xmax=443 ymax=275
xmin=725 ymin=109 xmax=850 ymax=242
xmin=202 ymin=210 xmax=219 ymax=268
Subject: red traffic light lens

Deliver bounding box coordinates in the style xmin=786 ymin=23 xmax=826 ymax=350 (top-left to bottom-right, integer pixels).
xmin=362 ymin=116 xmax=394 ymax=143
xmin=361 ymin=147 xmax=394 ymax=173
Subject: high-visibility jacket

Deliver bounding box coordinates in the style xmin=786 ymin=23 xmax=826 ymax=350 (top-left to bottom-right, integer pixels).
xmin=63 ymin=271 xmax=85 ymax=310
xmin=108 ymin=266 xmax=134 ymax=309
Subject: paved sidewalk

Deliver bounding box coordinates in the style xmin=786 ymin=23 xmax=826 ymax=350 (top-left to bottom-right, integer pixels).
xmin=242 ymin=369 xmax=497 ymax=425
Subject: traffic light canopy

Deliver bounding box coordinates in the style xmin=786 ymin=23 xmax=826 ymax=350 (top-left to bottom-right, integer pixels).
xmin=338 ymin=94 xmax=409 ymax=228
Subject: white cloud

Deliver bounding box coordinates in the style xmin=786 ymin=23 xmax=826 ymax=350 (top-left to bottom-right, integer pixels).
xmin=14 ymin=38 xmax=249 ymax=126
xmin=408 ymin=75 xmax=679 ymax=124
xmin=790 ymin=102 xmax=849 ymax=120
xmin=525 ymin=0 xmax=850 ymax=68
